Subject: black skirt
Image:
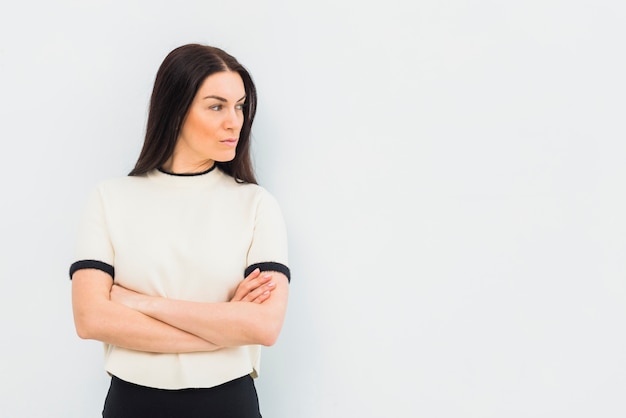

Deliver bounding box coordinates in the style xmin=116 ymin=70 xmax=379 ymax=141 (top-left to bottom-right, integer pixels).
xmin=102 ymin=374 xmax=262 ymax=418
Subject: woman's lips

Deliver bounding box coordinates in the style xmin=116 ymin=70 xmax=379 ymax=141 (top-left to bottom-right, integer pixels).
xmin=220 ymin=138 xmax=238 ymax=146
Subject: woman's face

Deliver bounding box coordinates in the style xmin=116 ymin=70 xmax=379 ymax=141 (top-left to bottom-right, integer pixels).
xmin=168 ymin=71 xmax=246 ymax=173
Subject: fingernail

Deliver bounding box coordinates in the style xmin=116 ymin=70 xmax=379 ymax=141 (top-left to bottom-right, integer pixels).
xmin=267 ymin=282 xmax=275 ymax=287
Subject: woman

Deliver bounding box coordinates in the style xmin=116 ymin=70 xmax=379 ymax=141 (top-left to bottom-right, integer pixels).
xmin=70 ymin=44 xmax=290 ymax=417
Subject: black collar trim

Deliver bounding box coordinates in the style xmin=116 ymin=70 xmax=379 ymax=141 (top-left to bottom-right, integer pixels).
xmin=157 ymin=164 xmax=216 ymax=177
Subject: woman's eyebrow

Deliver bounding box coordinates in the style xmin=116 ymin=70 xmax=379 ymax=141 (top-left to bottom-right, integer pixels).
xmin=202 ymin=94 xmax=247 ymax=102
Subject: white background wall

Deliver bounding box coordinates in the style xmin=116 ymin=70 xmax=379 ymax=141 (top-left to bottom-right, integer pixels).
xmin=1 ymin=1 xmax=625 ymax=417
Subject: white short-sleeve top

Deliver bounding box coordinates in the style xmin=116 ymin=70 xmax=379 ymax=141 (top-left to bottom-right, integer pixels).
xmin=70 ymin=166 xmax=290 ymax=389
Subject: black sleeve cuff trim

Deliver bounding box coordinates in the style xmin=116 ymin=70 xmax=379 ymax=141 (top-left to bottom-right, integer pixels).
xmin=69 ymin=260 xmax=115 ymax=280
xmin=245 ymin=262 xmax=291 ymax=283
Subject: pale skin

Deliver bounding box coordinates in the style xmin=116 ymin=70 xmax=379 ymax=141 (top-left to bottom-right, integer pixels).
xmin=72 ymin=71 xmax=289 ymax=353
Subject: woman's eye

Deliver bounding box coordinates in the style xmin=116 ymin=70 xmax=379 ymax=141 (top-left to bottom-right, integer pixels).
xmin=236 ymin=104 xmax=245 ymax=111
xmin=210 ymin=105 xmax=222 ymax=111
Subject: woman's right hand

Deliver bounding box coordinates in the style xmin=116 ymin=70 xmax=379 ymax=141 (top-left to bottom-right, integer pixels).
xmin=230 ymin=268 xmax=276 ymax=303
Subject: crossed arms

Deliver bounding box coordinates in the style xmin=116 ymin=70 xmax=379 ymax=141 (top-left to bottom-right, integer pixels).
xmin=71 ymin=268 xmax=289 ymax=353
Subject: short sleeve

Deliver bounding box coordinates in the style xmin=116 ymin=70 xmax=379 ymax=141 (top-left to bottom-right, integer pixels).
xmin=245 ymin=190 xmax=290 ymax=282
xmin=68 ymin=185 xmax=115 ymax=280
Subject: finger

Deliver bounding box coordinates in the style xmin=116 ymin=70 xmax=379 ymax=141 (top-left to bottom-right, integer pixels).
xmin=231 ymin=270 xmax=260 ymax=302
xmin=243 ymin=281 xmax=276 ymax=303
xmin=231 ymin=271 xmax=267 ymax=302
xmin=251 ymin=290 xmax=272 ymax=304
xmin=233 ymin=270 xmax=264 ymax=299
xmin=233 ymin=273 xmax=272 ymax=302
xmin=244 ymin=268 xmax=261 ymax=281
xmin=243 ymin=278 xmax=274 ymax=301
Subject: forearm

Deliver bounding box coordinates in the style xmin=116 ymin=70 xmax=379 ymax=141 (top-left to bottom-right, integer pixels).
xmin=72 ymin=269 xmax=221 ymax=353
xmin=134 ymin=273 xmax=289 ymax=347
xmin=139 ymin=300 xmax=279 ymax=347
xmin=75 ymin=299 xmax=222 ymax=353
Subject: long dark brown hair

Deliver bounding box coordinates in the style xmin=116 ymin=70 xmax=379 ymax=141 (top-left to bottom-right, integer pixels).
xmin=129 ymin=44 xmax=258 ymax=184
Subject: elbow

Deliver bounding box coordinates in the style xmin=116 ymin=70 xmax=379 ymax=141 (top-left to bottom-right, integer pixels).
xmin=75 ymin=326 xmax=92 ymax=340
xmin=74 ymin=321 xmax=92 ymax=340
xmin=256 ymin=333 xmax=278 ymax=347
xmin=254 ymin=304 xmax=287 ymax=346
xmin=73 ymin=312 xmax=100 ymax=340
xmin=74 ymin=323 xmax=91 ymax=340
xmin=256 ymin=321 xmax=283 ymax=347
xmin=260 ymin=334 xmax=279 ymax=347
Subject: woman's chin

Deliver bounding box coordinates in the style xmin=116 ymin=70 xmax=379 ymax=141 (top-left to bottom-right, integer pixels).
xmin=214 ymin=151 xmax=237 ymax=163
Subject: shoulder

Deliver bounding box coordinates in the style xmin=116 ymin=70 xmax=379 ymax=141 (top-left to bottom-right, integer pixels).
xmin=218 ymin=172 xmax=276 ymax=199
xmin=84 ymin=174 xmax=150 ymax=205
xmin=219 ymin=175 xmax=285 ymax=216
xmin=239 ymin=181 xmax=281 ymax=207
xmin=94 ymin=174 xmax=151 ymax=193
xmin=97 ymin=174 xmax=147 ymax=190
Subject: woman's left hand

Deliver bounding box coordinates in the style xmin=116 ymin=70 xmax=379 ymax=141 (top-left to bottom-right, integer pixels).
xmin=230 ymin=268 xmax=276 ymax=303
